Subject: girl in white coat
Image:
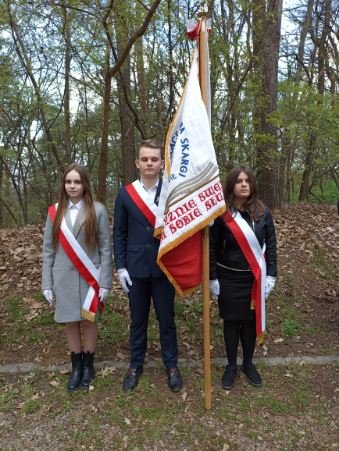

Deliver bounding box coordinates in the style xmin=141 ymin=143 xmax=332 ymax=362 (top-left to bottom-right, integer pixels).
xmin=42 ymin=164 xmax=112 ymax=392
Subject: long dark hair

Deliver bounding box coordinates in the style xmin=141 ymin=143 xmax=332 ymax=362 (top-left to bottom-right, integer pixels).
xmin=224 ymin=165 xmax=265 ymax=221
xmin=52 ymin=163 xmax=98 ymax=250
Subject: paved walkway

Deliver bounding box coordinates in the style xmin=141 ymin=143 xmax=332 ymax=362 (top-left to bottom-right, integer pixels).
xmin=1 ymin=355 xmax=338 ymax=374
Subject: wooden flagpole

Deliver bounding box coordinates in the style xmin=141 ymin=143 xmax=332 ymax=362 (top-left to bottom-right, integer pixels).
xmin=198 ymin=7 xmax=212 ymax=410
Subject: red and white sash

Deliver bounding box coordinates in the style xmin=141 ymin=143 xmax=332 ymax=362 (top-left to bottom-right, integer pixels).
xmin=223 ymin=210 xmax=267 ymax=342
xmin=48 ymin=203 xmax=102 ymax=322
xmin=125 ymin=180 xmax=161 ymax=227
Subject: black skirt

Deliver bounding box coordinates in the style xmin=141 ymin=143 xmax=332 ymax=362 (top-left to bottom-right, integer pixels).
xmin=217 ymin=266 xmax=255 ymax=321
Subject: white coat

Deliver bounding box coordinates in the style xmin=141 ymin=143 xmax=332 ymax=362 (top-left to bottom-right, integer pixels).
xmin=41 ymin=201 xmax=112 ymax=323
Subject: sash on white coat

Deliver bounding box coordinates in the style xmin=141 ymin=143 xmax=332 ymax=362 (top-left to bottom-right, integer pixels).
xmin=223 ymin=210 xmax=267 ymax=342
xmin=48 ymin=203 xmax=102 ymax=322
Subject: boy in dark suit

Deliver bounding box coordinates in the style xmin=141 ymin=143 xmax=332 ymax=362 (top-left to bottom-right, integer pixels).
xmin=113 ymin=139 xmax=183 ymax=392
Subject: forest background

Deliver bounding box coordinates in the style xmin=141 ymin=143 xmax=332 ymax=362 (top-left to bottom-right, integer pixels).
xmin=0 ymin=0 xmax=337 ymax=228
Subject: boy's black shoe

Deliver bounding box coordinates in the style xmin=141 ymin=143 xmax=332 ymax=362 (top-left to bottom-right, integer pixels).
xmin=122 ymin=366 xmax=143 ymax=392
xmin=167 ymin=367 xmax=183 ymax=392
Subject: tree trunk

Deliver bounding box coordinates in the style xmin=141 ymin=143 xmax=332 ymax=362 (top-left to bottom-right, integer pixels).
xmin=299 ymin=0 xmax=331 ymax=201
xmin=253 ymin=0 xmax=282 ymax=209
xmin=135 ymin=33 xmax=150 ymax=137
xmin=62 ymin=1 xmax=72 ymax=164
xmin=115 ymin=7 xmax=136 ymax=185
xmin=96 ymin=16 xmax=112 ymax=203
xmin=299 ymin=131 xmax=317 ymax=200
xmin=96 ymin=0 xmax=162 ymax=199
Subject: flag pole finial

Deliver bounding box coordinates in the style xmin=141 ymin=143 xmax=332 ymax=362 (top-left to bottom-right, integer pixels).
xmin=198 ymin=1 xmax=208 ymax=17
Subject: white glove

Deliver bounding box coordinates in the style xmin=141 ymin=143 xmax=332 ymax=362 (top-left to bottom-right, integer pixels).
xmin=99 ymin=288 xmax=110 ymax=303
xmin=265 ymin=276 xmax=276 ymax=299
xmin=209 ymin=279 xmax=220 ymax=299
xmin=43 ymin=289 xmax=54 ymax=305
xmin=117 ymin=268 xmax=132 ymax=294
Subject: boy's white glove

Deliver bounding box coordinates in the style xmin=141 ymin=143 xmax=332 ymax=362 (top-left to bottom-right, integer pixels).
xmin=117 ymin=268 xmax=132 ymax=293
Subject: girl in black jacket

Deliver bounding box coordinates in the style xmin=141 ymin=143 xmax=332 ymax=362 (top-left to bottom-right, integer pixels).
xmin=209 ymin=165 xmax=277 ymax=390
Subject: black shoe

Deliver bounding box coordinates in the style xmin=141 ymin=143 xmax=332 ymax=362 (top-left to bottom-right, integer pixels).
xmin=241 ymin=364 xmax=263 ymax=387
xmin=80 ymin=351 xmax=95 ymax=390
xmin=221 ymin=365 xmax=237 ymax=390
xmin=122 ymin=367 xmax=143 ymax=392
xmin=67 ymin=352 xmax=83 ymax=392
xmin=167 ymin=367 xmax=183 ymax=392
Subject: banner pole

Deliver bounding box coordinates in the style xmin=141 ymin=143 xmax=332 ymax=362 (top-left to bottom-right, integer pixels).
xmin=198 ymin=12 xmax=212 ymax=411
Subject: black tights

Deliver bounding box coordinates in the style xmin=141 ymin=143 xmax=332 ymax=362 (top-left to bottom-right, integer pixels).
xmin=223 ymin=320 xmax=256 ymax=369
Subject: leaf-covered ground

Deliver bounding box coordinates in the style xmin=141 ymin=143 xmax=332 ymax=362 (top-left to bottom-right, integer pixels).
xmin=0 ymin=203 xmax=338 ymax=449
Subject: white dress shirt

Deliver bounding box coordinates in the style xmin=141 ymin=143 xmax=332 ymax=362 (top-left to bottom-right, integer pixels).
xmin=68 ymin=200 xmax=84 ymax=226
xmin=141 ymin=181 xmax=158 ymax=205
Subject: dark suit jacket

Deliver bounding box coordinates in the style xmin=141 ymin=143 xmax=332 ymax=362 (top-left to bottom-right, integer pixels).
xmin=113 ymin=180 xmax=164 ymax=278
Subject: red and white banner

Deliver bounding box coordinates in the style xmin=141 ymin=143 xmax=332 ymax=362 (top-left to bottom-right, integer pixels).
xmin=48 ymin=204 xmax=102 ymax=321
xmin=155 ymin=49 xmax=226 ymax=296
xmin=223 ymin=210 xmax=267 ymax=342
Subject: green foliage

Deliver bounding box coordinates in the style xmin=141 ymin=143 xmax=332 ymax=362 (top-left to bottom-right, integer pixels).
xmin=309 ymin=180 xmax=338 ymax=204
xmin=5 ymin=297 xmax=27 ymax=321
xmin=282 ymin=319 xmax=301 ymax=337
xmin=0 ymin=0 xmax=338 ymax=224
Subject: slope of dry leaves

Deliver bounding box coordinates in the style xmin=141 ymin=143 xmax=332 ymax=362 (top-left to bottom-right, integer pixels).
xmin=0 ymin=203 xmax=338 ymax=450
xmin=0 ymin=203 xmax=338 ymax=366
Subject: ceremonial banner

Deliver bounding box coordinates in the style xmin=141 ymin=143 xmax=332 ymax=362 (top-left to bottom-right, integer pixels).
xmin=155 ymin=49 xmax=226 ymax=296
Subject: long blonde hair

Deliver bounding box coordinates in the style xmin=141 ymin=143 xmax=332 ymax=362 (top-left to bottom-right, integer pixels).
xmin=52 ymin=163 xmax=98 ymax=250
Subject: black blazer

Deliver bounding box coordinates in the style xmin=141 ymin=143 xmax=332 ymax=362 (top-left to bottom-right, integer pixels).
xmin=113 ymin=180 xmax=164 ymax=278
xmin=210 ymin=207 xmax=277 ymax=279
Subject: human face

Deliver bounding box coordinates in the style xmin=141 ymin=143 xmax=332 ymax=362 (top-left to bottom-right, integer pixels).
xmin=233 ymin=171 xmax=250 ymax=205
xmin=135 ymin=146 xmax=164 ymax=184
xmin=64 ymin=169 xmax=84 ymax=203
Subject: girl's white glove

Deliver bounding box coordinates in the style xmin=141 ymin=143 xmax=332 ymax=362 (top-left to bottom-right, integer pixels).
xmin=265 ymin=276 xmax=276 ymax=299
xmin=99 ymin=288 xmax=110 ymax=303
xmin=43 ymin=289 xmax=54 ymax=304
xmin=209 ymin=279 xmax=220 ymax=299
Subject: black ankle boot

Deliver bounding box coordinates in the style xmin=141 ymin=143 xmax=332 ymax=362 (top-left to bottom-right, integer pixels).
xmin=67 ymin=352 xmax=83 ymax=392
xmin=80 ymin=351 xmax=95 ymax=390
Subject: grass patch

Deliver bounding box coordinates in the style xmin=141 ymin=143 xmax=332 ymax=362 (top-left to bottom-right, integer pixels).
xmin=1 ymin=365 xmax=338 ymax=449
xmin=32 ymin=311 xmax=55 ymax=326
xmin=99 ymin=310 xmax=129 ymax=344
xmin=312 ymin=248 xmax=336 ymax=280
xmin=0 ymin=387 xmax=19 ymax=412
xmin=278 ymin=303 xmax=303 ymax=337
xmin=4 ymin=297 xmax=27 ymax=321
xmin=2 ymin=295 xmax=59 ymax=345
xmin=282 ymin=318 xmax=301 ymax=337
xmin=303 ymin=325 xmax=321 ymax=336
